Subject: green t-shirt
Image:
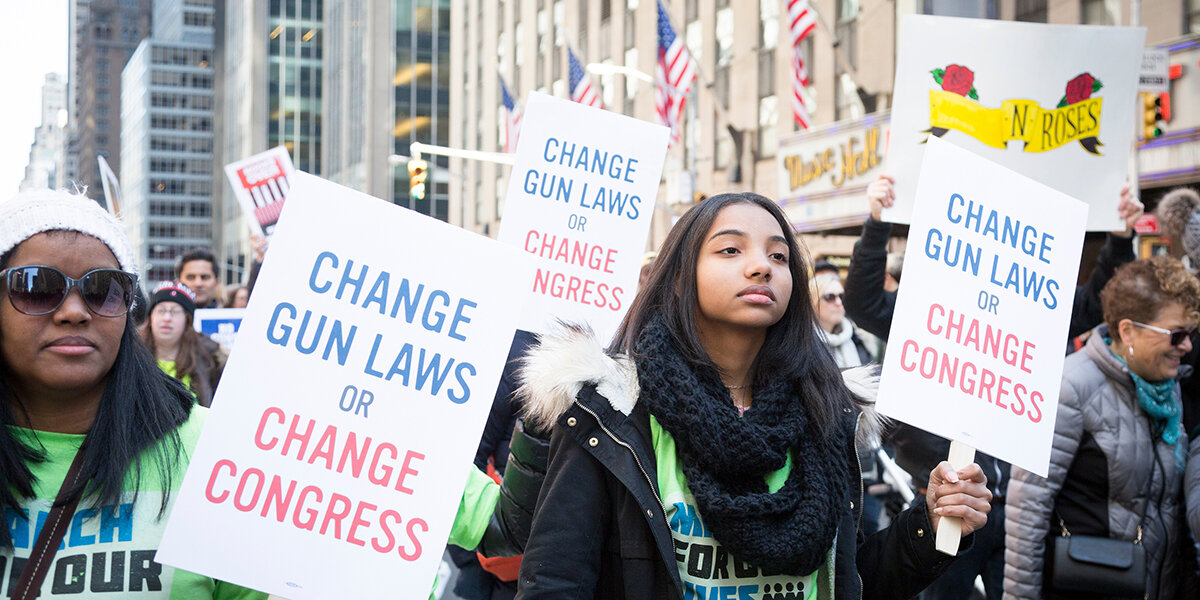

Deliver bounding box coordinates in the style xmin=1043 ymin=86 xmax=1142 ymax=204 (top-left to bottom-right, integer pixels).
xmin=3 ymin=408 xmax=265 ymax=600
xmin=650 ymin=415 xmax=834 ymax=600
xmin=156 ymin=359 xmax=193 ymax=393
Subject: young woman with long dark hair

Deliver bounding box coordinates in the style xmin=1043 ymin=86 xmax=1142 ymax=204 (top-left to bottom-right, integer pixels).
xmin=513 ymin=193 xmax=992 ymax=599
xmin=0 ymin=190 xmax=263 ymax=599
xmin=140 ymin=281 xmax=225 ymax=407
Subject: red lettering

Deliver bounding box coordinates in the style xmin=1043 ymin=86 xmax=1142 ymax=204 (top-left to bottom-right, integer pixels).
xmin=1029 ymin=391 xmax=1044 ymax=423
xmin=255 ymin=407 xmax=285 ymax=451
xmin=234 ymin=468 xmax=266 ymax=512
xmin=927 ymin=303 xmax=945 ymax=335
xmin=372 ymin=510 xmax=402 ymax=553
xmin=918 ymin=347 xmax=937 ymax=379
xmin=401 ymin=518 xmax=427 ymax=561
xmin=261 ymin=475 xmax=297 ymax=522
xmin=320 ymin=493 xmax=353 ymax=539
xmin=995 ymin=376 xmax=1011 ymax=410
xmin=1011 ymin=383 xmax=1028 ymax=416
xmin=205 ymin=459 xmax=237 ymax=504
xmin=978 ymin=369 xmax=997 ymax=403
xmin=283 ymin=414 xmax=315 ymax=459
xmin=369 ymin=443 xmax=398 ymax=486
xmin=293 ymin=485 xmax=323 ymax=531
xmin=347 ymin=501 xmax=378 ymax=547
xmin=900 ymin=340 xmax=920 ymax=372
xmin=307 ymin=425 xmax=338 ymax=469
xmin=1020 ymin=341 xmax=1036 ymax=374
xmin=395 ymin=451 xmax=425 ymax=495
xmin=336 ymin=432 xmax=370 ymax=477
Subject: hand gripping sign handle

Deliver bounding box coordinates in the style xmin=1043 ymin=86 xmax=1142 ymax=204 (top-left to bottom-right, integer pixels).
xmin=934 ymin=440 xmax=976 ymax=556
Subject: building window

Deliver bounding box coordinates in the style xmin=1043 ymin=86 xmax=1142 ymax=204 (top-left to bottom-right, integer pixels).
xmin=1192 ymin=0 xmax=1200 ymax=33
xmin=758 ymin=95 xmax=778 ymax=157
xmin=1081 ymin=0 xmax=1118 ymax=24
xmin=624 ymin=47 xmax=638 ymax=115
xmin=1014 ymin=0 xmax=1047 ymax=22
xmin=836 ymin=0 xmax=858 ymax=71
xmin=716 ymin=8 xmax=733 ymax=68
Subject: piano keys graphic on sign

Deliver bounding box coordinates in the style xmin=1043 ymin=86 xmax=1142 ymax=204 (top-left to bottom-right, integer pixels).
xmin=237 ymin=157 xmax=290 ymax=234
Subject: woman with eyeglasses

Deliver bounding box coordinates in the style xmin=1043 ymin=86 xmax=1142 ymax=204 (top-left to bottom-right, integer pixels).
xmin=0 ymin=190 xmax=264 ymax=599
xmin=1004 ymin=256 xmax=1198 ymax=600
xmin=140 ymin=281 xmax=225 ymax=407
xmin=811 ymin=271 xmax=873 ymax=369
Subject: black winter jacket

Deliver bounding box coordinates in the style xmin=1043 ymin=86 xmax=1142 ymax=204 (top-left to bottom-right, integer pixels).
xmin=513 ymin=328 xmax=967 ymax=600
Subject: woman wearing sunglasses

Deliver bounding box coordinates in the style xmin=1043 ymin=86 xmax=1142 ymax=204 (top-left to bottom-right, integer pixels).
xmin=0 ymin=190 xmax=263 ymax=599
xmin=1005 ymin=256 xmax=1198 ymax=600
xmin=811 ymin=271 xmax=873 ymax=369
xmin=140 ymin=281 xmax=225 ymax=407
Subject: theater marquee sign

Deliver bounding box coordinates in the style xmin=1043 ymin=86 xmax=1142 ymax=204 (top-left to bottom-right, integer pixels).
xmin=776 ymin=111 xmax=890 ymax=231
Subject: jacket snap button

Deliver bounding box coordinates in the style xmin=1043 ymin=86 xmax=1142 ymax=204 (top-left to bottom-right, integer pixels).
xmin=647 ymin=510 xmax=653 ymax=518
xmin=844 ymin=407 xmax=852 ymax=413
xmin=917 ymin=528 xmax=925 ymax=538
xmin=588 ymin=437 xmax=599 ymax=447
xmin=850 ymin=501 xmax=855 ymax=509
xmin=567 ymin=417 xmax=577 ymax=427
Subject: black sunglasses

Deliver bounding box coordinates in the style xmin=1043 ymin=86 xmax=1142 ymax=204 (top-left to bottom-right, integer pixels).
xmin=1131 ymin=320 xmax=1200 ymax=346
xmin=1 ymin=265 xmax=138 ymax=317
xmin=821 ymin=292 xmax=844 ymax=303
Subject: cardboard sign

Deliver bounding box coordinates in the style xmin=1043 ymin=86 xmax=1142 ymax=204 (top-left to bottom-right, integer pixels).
xmin=194 ymin=308 xmax=245 ymax=351
xmin=876 ymin=137 xmax=1087 ymax=478
xmin=1139 ymin=48 xmax=1170 ymax=93
xmin=886 ymin=16 xmax=1143 ymax=231
xmin=156 ymin=173 xmax=535 ymax=599
xmin=224 ymin=147 xmax=296 ymax=236
xmin=497 ymin=92 xmax=670 ymax=344
xmin=97 ymin=154 xmax=121 ymax=215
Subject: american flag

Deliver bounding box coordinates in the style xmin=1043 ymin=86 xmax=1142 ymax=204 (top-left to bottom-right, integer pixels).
xmin=655 ymin=1 xmax=697 ymax=146
xmin=788 ymin=0 xmax=817 ymax=129
xmin=567 ymin=46 xmax=603 ymax=108
xmin=499 ymin=74 xmax=522 ymax=153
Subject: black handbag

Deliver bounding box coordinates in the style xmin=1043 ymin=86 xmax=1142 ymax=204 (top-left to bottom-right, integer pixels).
xmin=1048 ymin=521 xmax=1146 ymax=598
xmin=1047 ymin=438 xmax=1156 ymax=599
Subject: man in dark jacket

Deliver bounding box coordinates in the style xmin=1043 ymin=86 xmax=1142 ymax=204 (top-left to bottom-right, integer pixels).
xmin=843 ymin=175 xmax=1143 ymax=600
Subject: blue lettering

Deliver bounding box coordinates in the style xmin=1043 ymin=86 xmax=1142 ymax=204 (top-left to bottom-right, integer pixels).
xmin=449 ymin=362 xmax=476 ymax=404
xmin=308 ymin=251 xmax=337 ymax=293
xmin=947 ymin=193 xmax=965 ymax=224
xmin=447 ymin=299 xmax=476 ymax=342
xmin=266 ymin=302 xmax=297 ymax=346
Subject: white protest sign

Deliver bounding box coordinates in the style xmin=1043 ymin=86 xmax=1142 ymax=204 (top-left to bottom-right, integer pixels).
xmin=97 ymin=154 xmax=121 ymax=215
xmin=498 ymin=92 xmax=669 ymax=344
xmin=224 ymin=146 xmax=296 ymax=236
xmin=157 ymin=172 xmax=535 ymax=599
xmin=1139 ymin=48 xmax=1170 ymax=93
xmin=194 ymin=308 xmax=245 ymax=351
xmin=877 ymin=137 xmax=1087 ymax=478
xmin=885 ymin=16 xmax=1143 ymax=231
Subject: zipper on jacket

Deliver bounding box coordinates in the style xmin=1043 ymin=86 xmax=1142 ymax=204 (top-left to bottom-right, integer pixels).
xmin=574 ymin=401 xmax=666 ymax=514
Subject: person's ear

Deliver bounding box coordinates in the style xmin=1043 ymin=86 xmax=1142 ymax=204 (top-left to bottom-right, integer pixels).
xmin=1116 ymin=318 xmax=1136 ymax=344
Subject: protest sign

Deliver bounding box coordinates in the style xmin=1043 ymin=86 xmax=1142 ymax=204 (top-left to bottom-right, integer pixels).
xmin=224 ymin=146 xmax=296 ymax=236
xmin=156 ymin=173 xmax=535 ymax=599
xmin=886 ymin=15 xmax=1143 ymax=231
xmin=877 ymin=136 xmax=1087 ymax=480
xmin=497 ymin=91 xmax=670 ymax=344
xmin=194 ymin=308 xmax=245 ymax=351
xmin=1139 ymin=48 xmax=1170 ymax=93
xmin=97 ymin=154 xmax=121 ymax=215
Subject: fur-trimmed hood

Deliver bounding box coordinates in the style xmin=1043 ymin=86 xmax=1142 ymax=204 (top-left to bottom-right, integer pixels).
xmin=518 ymin=323 xmax=887 ymax=448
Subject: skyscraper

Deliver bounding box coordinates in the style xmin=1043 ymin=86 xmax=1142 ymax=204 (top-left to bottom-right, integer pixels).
xmin=322 ymin=0 xmax=451 ymax=219
xmin=214 ymin=0 xmax=323 ymax=285
xmin=120 ymin=0 xmax=216 ymax=282
xmin=69 ymin=0 xmax=153 ymax=202
xmin=20 ymin=74 xmax=68 ymax=192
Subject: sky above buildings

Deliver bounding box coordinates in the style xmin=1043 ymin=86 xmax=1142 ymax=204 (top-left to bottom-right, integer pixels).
xmin=1 ymin=1 xmax=68 ymax=198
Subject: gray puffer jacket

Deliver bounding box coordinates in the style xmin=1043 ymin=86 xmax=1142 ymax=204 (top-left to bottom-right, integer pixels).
xmin=1004 ymin=328 xmax=1186 ymax=600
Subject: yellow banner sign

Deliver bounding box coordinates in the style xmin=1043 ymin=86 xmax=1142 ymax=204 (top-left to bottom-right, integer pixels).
xmin=928 ymin=90 xmax=1103 ymax=154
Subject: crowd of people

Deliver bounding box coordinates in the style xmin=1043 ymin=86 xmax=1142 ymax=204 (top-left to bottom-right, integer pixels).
xmin=4 ymin=176 xmax=1200 ymax=600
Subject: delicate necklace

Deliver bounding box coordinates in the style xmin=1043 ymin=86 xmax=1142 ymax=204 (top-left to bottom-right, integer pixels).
xmin=727 ymin=384 xmax=747 ymax=390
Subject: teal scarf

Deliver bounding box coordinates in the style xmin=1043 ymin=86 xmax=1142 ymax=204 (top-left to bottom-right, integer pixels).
xmin=1109 ymin=341 xmax=1185 ymax=468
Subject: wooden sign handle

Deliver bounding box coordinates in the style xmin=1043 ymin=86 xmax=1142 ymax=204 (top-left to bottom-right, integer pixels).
xmin=934 ymin=440 xmax=976 ymax=556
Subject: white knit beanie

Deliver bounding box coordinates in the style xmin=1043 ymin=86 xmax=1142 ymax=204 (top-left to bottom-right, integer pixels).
xmin=0 ymin=189 xmax=137 ymax=274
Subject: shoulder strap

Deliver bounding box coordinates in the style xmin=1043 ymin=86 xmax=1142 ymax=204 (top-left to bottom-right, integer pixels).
xmin=12 ymin=443 xmax=89 ymax=600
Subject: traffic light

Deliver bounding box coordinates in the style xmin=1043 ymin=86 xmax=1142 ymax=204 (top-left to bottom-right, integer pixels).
xmin=407 ymin=158 xmax=428 ymax=200
xmin=1143 ymin=92 xmax=1164 ymax=140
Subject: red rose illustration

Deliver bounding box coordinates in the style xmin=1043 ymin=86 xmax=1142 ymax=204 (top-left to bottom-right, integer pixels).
xmin=941 ymin=65 xmax=975 ymax=96
xmin=1065 ymin=73 xmax=1095 ymax=105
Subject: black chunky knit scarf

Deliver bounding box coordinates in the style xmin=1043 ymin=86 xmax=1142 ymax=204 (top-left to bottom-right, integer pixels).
xmin=636 ymin=315 xmax=851 ymax=576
